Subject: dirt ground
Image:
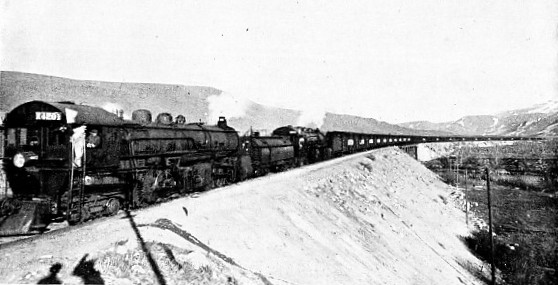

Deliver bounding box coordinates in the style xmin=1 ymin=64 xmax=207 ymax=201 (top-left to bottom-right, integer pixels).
xmin=0 ymin=147 xmax=490 ymax=284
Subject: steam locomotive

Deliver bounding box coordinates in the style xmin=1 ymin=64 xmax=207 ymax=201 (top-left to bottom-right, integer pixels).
xmin=0 ymin=100 xmax=541 ymax=234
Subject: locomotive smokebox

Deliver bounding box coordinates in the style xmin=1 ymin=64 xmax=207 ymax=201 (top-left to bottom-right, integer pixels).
xmin=218 ymin=116 xmax=228 ymax=128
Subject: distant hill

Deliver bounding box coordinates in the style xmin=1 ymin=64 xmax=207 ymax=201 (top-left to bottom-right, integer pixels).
xmin=320 ymin=113 xmax=452 ymax=136
xmin=400 ymin=100 xmax=558 ymax=137
xmin=229 ymin=108 xmax=452 ymax=136
xmin=0 ymin=71 xmax=219 ymax=124
xmin=0 ymin=71 xmax=446 ymax=136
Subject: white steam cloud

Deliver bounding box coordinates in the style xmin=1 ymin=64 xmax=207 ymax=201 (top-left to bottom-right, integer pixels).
xmin=207 ymin=92 xmax=250 ymax=123
xmin=101 ymin=102 xmax=130 ymax=119
xmin=297 ymin=108 xmax=326 ymax=129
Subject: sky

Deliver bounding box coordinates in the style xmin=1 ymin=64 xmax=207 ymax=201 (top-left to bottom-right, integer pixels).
xmin=1 ymin=0 xmax=557 ymax=123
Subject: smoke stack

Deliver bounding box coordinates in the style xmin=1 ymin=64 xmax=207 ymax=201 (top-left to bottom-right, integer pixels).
xmin=217 ymin=116 xmax=227 ymax=128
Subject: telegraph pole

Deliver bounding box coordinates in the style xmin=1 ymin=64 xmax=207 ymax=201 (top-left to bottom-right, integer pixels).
xmin=486 ymin=167 xmax=496 ymax=285
xmin=465 ymin=168 xmax=468 ymax=227
xmin=456 ymin=153 xmax=460 ymax=188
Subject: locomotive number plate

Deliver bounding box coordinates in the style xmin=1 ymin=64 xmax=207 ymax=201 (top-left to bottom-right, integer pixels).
xmin=35 ymin=111 xmax=62 ymax=121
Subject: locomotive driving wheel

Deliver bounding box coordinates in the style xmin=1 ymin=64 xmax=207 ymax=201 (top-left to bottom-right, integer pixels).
xmin=133 ymin=175 xmax=156 ymax=207
xmin=133 ymin=169 xmax=178 ymax=206
xmin=214 ymin=177 xmax=226 ymax=187
xmin=0 ymin=198 xmax=22 ymax=216
xmin=155 ymin=169 xmax=176 ymax=189
xmin=104 ymin=198 xmax=121 ymax=216
xmin=69 ymin=205 xmax=90 ymax=225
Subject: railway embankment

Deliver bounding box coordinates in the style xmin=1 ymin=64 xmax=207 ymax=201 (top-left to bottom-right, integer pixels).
xmin=0 ymin=147 xmax=489 ymax=284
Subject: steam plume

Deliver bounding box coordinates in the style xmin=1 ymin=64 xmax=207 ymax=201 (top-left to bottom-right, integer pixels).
xmin=101 ymin=102 xmax=130 ymax=119
xmin=207 ymin=92 xmax=250 ymax=123
xmin=297 ymin=108 xmax=326 ymax=129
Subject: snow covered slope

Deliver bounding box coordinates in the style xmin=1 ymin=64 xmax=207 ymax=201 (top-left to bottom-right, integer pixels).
xmin=401 ymin=99 xmax=558 ymax=136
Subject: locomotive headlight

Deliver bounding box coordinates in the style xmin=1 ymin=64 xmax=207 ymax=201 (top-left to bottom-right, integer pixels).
xmin=84 ymin=176 xmax=94 ymax=185
xmin=12 ymin=152 xmax=38 ymax=168
xmin=13 ymin=153 xmax=26 ymax=168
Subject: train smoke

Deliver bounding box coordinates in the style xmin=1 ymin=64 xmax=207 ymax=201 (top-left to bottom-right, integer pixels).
xmin=297 ymin=108 xmax=326 ymax=129
xmin=207 ymin=92 xmax=250 ymax=123
xmin=101 ymin=102 xmax=130 ymax=119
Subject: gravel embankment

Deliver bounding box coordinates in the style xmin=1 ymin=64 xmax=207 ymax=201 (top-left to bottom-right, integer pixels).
xmin=0 ymin=147 xmax=488 ymax=284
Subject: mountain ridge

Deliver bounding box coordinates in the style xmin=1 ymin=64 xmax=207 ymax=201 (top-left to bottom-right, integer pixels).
xmin=400 ymin=100 xmax=558 ymax=137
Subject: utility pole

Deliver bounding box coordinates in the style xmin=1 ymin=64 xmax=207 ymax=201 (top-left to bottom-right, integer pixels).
xmin=486 ymin=167 xmax=496 ymax=285
xmin=456 ymin=153 xmax=460 ymax=188
xmin=455 ymin=152 xmax=462 ymax=187
xmin=465 ymin=168 xmax=468 ymax=227
xmin=448 ymin=156 xmax=452 ymax=181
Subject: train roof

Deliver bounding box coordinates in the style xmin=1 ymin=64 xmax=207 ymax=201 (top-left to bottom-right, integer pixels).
xmin=4 ymin=100 xmax=125 ymax=127
xmin=273 ymin=125 xmax=323 ymax=135
xmin=4 ymin=101 xmax=237 ymax=132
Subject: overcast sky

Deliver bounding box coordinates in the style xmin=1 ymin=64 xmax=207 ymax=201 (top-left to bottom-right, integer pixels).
xmin=1 ymin=0 xmax=557 ymax=123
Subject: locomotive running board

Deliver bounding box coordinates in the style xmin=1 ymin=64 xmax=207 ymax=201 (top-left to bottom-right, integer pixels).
xmin=0 ymin=201 xmax=51 ymax=236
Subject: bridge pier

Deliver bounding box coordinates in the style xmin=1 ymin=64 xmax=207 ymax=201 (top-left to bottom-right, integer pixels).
xmin=399 ymin=145 xmax=418 ymax=160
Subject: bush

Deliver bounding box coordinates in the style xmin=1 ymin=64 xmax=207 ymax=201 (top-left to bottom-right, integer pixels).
xmin=438 ymin=171 xmax=458 ymax=186
xmin=494 ymin=175 xmax=544 ymax=192
xmin=464 ymin=230 xmax=557 ymax=285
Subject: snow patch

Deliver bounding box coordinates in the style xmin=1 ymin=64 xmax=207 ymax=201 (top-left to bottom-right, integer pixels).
xmin=527 ymin=99 xmax=558 ymax=114
xmin=491 ymin=117 xmax=498 ymax=127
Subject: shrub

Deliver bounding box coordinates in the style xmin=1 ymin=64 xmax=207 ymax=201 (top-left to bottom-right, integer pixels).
xmin=464 ymin=230 xmax=557 ymax=285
